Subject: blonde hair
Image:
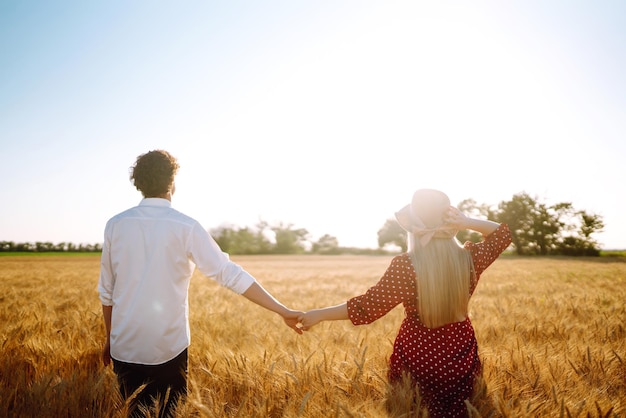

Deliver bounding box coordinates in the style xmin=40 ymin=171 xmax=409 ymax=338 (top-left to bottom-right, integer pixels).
xmin=408 ymin=235 xmax=473 ymax=328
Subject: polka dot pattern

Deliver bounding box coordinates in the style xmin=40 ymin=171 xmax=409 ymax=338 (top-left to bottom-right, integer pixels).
xmin=347 ymin=224 xmax=511 ymax=417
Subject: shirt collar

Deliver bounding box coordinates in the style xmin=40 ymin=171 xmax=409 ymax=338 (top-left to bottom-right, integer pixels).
xmin=139 ymin=198 xmax=172 ymax=208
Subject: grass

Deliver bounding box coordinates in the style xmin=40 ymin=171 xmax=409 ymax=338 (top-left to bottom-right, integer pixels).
xmin=0 ymin=255 xmax=624 ymax=417
xmin=600 ymin=250 xmax=626 ymax=257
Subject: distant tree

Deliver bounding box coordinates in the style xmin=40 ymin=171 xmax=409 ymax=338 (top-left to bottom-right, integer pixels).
xmin=496 ymin=192 xmax=538 ymax=255
xmin=35 ymin=242 xmax=55 ymax=252
xmin=579 ymin=210 xmax=604 ymax=242
xmin=496 ymin=193 xmax=569 ymax=255
xmin=211 ymin=224 xmax=273 ymax=255
xmin=558 ymin=236 xmax=597 ymax=256
xmin=377 ymin=219 xmax=407 ymax=252
xmin=312 ymin=234 xmax=340 ymax=255
xmin=0 ymin=241 xmax=15 ymax=251
xmin=556 ymin=210 xmax=604 ymax=256
xmin=16 ymin=242 xmax=35 ymax=252
xmin=272 ymin=223 xmax=309 ymax=254
xmin=233 ymin=227 xmax=266 ymax=254
xmin=210 ymin=224 xmax=237 ymax=253
xmin=252 ymin=221 xmax=275 ymax=254
xmin=532 ymin=202 xmax=573 ymax=255
xmin=496 ymin=192 xmax=604 ymax=256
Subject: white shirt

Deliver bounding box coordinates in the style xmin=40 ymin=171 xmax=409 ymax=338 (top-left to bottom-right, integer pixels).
xmin=98 ymin=198 xmax=256 ymax=365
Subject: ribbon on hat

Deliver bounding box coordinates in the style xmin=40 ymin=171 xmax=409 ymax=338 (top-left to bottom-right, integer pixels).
xmin=409 ymin=211 xmax=457 ymax=247
xmin=412 ymin=225 xmax=457 ymax=247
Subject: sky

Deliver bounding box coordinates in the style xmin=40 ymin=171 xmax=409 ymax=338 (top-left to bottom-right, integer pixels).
xmin=1 ymin=1 xmax=625 ymax=250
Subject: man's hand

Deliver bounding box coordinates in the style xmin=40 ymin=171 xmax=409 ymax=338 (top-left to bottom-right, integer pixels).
xmin=102 ymin=340 xmax=112 ymax=367
xmin=282 ymin=309 xmax=305 ymax=334
xmin=101 ymin=305 xmax=113 ymax=366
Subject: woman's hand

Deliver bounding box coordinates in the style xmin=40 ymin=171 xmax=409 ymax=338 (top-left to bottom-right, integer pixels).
xmin=298 ymin=310 xmax=325 ymax=331
xmin=298 ymin=303 xmax=348 ymax=331
xmin=444 ymin=205 xmax=501 ymax=236
xmin=444 ymin=206 xmax=469 ymax=230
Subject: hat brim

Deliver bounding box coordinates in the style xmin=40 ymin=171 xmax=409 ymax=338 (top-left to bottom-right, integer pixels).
xmin=394 ymin=204 xmax=414 ymax=232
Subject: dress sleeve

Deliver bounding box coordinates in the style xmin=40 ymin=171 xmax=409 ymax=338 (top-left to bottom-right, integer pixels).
xmin=465 ymin=223 xmax=512 ymax=292
xmin=347 ymin=255 xmax=417 ymax=326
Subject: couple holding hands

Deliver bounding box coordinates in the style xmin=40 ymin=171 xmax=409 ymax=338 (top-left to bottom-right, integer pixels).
xmin=98 ymin=150 xmax=511 ymax=418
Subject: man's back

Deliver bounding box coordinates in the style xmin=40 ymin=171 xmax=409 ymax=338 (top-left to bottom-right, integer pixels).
xmin=100 ymin=198 xmax=198 ymax=364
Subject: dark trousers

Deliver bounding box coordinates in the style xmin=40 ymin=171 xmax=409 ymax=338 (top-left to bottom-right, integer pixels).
xmin=112 ymin=348 xmax=188 ymax=418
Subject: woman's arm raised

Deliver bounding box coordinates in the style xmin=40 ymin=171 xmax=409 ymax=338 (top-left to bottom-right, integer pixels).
xmin=445 ymin=206 xmax=500 ymax=236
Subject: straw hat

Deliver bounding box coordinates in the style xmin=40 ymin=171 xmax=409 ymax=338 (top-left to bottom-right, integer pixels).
xmin=395 ymin=189 xmax=456 ymax=246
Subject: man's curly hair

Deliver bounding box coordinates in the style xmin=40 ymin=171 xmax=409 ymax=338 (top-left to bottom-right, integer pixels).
xmin=130 ymin=150 xmax=180 ymax=197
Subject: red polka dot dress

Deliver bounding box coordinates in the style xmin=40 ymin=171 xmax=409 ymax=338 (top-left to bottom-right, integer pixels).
xmin=347 ymin=224 xmax=512 ymax=417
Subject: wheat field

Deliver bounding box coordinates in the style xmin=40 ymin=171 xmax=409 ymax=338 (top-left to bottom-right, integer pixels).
xmin=0 ymin=254 xmax=624 ymax=417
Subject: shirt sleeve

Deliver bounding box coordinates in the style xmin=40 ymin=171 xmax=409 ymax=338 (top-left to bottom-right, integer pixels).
xmin=189 ymin=222 xmax=256 ymax=294
xmin=347 ymin=255 xmax=417 ymax=326
xmin=465 ymin=223 xmax=512 ymax=292
xmin=97 ymin=221 xmax=114 ymax=306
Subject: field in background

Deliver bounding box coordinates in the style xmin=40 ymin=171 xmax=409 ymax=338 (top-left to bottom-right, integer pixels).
xmin=0 ymin=255 xmax=624 ymax=417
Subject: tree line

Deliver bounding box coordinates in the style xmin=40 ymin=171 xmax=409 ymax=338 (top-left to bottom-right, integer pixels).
xmin=378 ymin=192 xmax=604 ymax=256
xmin=209 ymin=221 xmax=383 ymax=255
xmin=0 ymin=241 xmax=102 ymax=253
xmin=1 ymin=192 xmax=606 ymax=256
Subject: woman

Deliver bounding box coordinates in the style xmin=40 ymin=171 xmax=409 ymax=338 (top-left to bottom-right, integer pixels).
xmin=299 ymin=189 xmax=512 ymax=417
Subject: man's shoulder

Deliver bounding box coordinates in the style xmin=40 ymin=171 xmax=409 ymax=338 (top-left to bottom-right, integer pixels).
xmin=105 ymin=205 xmax=202 ymax=230
xmin=107 ymin=205 xmax=141 ymax=221
xmin=167 ymin=207 xmax=202 ymax=226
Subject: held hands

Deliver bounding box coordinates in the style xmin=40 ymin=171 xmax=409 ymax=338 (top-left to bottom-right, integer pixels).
xmin=280 ymin=309 xmax=325 ymax=333
xmin=281 ymin=309 xmax=321 ymax=333
xmin=282 ymin=308 xmax=306 ymax=334
xmin=296 ymin=303 xmax=348 ymax=331
xmin=284 ymin=304 xmax=348 ymax=333
xmin=297 ymin=310 xmax=324 ymax=332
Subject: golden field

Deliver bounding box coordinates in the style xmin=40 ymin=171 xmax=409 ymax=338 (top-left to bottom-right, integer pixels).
xmin=0 ymin=254 xmax=624 ymax=417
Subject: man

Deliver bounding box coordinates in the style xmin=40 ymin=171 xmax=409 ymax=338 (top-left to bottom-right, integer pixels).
xmin=98 ymin=150 xmax=302 ymax=417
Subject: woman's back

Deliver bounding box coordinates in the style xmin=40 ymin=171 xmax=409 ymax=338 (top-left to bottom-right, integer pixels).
xmin=411 ymin=238 xmax=473 ymax=328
